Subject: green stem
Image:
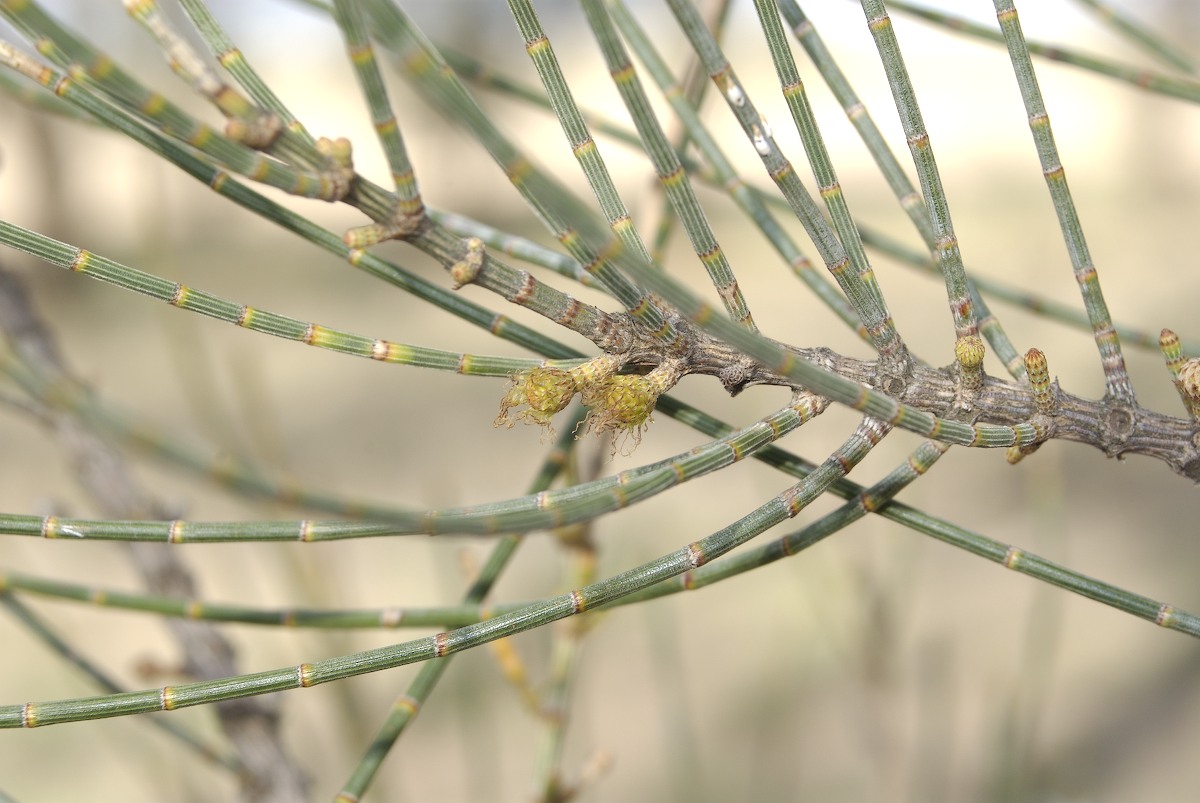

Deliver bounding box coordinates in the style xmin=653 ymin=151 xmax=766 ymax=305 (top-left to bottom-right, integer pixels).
xmin=1070 ymin=0 xmax=1195 ymax=74
xmin=582 ymin=0 xmax=758 ymax=331
xmin=992 ymin=0 xmax=1134 ymax=401
xmin=885 ymin=0 xmax=1200 ymax=105
xmin=334 ymin=409 xmax=586 ymax=801
xmin=858 ymin=0 xmax=979 ymax=361
xmin=0 ymin=219 xmax=580 ymax=377
xmin=0 ymin=569 xmax=501 ymax=629
xmin=0 ymin=423 xmax=886 ymax=729
xmin=663 ymin=0 xmax=908 ymax=364
xmin=0 ymin=396 xmax=826 ymax=542
xmin=332 ymin=0 xmax=422 ymax=200
xmin=0 ymin=591 xmax=241 ymax=771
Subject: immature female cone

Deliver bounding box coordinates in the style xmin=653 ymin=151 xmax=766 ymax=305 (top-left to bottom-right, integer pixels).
xmin=579 ymin=359 xmax=686 ymax=454
xmin=581 ymin=375 xmax=657 ymax=440
xmin=495 ymin=367 xmax=578 ymax=429
xmin=495 ymin=355 xmax=625 ymax=433
xmin=955 ymin=335 xmax=985 ymax=391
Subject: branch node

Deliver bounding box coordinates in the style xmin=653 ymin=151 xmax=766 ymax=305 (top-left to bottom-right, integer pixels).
xmin=718 ymin=357 xmax=757 ymax=396
xmin=341 ymin=197 xmax=426 ymax=248
xmin=449 ymin=238 xmax=486 ymax=289
xmin=594 ymin=312 xmax=637 ymax=355
xmin=312 ymin=136 xmax=356 ymax=202
xmin=224 ymin=112 xmax=282 ymax=150
xmin=875 ymin=349 xmax=913 ymax=399
xmin=878 ymin=372 xmax=907 ymax=397
xmin=1006 ymin=443 xmax=1041 ymax=465
xmin=1101 ymin=400 xmax=1137 ymax=455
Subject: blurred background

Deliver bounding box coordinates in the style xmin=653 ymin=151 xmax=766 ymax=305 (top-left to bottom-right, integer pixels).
xmin=2 ymin=1 xmax=1200 ymax=800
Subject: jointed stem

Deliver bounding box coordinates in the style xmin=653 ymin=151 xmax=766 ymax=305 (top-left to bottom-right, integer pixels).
xmin=854 ymin=223 xmax=1200 ymax=362
xmin=886 ymin=0 xmax=1200 ymax=105
xmin=646 ymin=0 xmax=733 ymax=264
xmin=0 ymin=220 xmax=583 ymax=378
xmin=508 ymin=0 xmax=652 ymax=263
xmin=1 ymin=2 xmax=348 ymax=199
xmin=0 ymin=570 xmax=495 ymax=629
xmin=177 ymin=0 xmax=319 ymax=144
xmin=0 ymin=416 xmax=888 ymax=730
xmin=1070 ymin=0 xmax=1195 ymax=74
xmin=582 ymin=0 xmax=758 ymax=331
xmin=752 ymin=0 xmax=892 ymax=332
xmin=777 ymin=0 xmax=1020 ymax=379
xmin=606 ymin=0 xmax=866 ymax=337
xmin=440 ymin=37 xmax=1199 ymax=367
xmin=859 ymin=0 xmax=980 ymax=365
xmin=334 ymin=409 xmax=587 ymax=802
xmin=364 ymin=0 xmax=680 ymax=346
xmin=993 ymin=0 xmax=1134 ymax=402
xmin=664 ymin=0 xmax=909 ymax=367
xmin=332 ymin=0 xmax=422 ymax=203
xmin=0 ymin=591 xmax=241 ymax=771
xmin=530 ymin=531 xmax=597 ymax=802
xmin=0 ymin=395 xmax=827 ymax=542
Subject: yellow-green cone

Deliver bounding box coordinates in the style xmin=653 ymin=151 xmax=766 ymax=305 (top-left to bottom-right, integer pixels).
xmin=495 ymin=367 xmax=578 ymax=428
xmin=581 ymin=375 xmax=657 ymax=442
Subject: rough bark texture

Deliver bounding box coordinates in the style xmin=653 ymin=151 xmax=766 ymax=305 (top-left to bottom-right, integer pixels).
xmin=606 ymin=310 xmax=1200 ymax=480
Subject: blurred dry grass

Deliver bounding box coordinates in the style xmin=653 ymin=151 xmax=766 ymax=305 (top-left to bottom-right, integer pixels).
xmin=1 ymin=1 xmax=1199 ymax=801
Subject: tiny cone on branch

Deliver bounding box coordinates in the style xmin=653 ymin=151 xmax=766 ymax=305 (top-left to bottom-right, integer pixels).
xmin=578 ymin=359 xmax=685 ymax=452
xmin=495 ymin=367 xmax=579 ymax=429
xmin=494 ymin=354 xmax=627 ymax=432
xmin=580 ymin=374 xmax=658 ymax=444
